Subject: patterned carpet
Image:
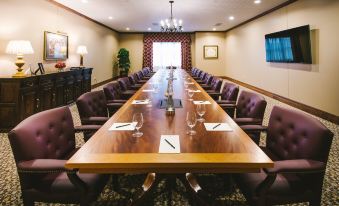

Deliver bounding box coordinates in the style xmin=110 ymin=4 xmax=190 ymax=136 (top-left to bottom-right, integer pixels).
xmin=0 ymin=82 xmax=338 ymax=206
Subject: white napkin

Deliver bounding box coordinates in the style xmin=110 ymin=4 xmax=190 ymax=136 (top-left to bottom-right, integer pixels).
xmin=159 ymin=135 xmax=180 ymax=153
xmin=142 ymin=89 xmax=155 ymax=92
xmin=185 ymin=82 xmax=194 ymax=85
xmin=204 ymin=123 xmax=233 ymax=131
xmin=132 ymin=99 xmax=150 ymax=105
xmin=193 ymin=90 xmax=201 ymax=93
xmin=193 ymin=101 xmax=211 ymax=105
xmin=109 ymin=122 xmax=136 ymax=131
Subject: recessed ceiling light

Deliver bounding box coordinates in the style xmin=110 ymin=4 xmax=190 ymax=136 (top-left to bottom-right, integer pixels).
xmin=254 ymin=0 xmax=261 ymax=4
xmin=108 ymin=16 xmax=113 ymax=20
xmin=126 ymin=27 xmax=130 ymax=31
xmin=229 ymin=16 xmax=235 ymax=20
xmin=147 ymin=28 xmax=152 ymax=31
xmin=81 ymin=0 xmax=88 ymax=3
xmin=213 ymin=28 xmax=216 ymax=31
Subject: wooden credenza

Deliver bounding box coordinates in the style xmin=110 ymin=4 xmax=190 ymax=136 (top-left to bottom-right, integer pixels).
xmin=0 ymin=68 xmax=92 ymax=132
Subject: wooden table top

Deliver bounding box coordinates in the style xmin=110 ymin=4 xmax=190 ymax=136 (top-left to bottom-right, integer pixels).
xmin=66 ymin=69 xmax=273 ymax=173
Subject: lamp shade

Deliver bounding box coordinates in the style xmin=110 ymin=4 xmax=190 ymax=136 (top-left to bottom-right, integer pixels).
xmin=6 ymin=40 xmax=34 ymax=55
xmin=76 ymin=45 xmax=88 ymax=55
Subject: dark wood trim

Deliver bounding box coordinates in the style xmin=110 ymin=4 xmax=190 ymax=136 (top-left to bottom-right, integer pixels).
xmin=219 ymin=76 xmax=339 ymax=125
xmin=225 ymin=0 xmax=298 ymax=32
xmin=46 ymin=0 xmax=119 ymax=33
xmin=91 ymin=77 xmax=118 ymax=89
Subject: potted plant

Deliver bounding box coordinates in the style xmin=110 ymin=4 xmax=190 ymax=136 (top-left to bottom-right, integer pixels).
xmin=117 ymin=48 xmax=130 ymax=77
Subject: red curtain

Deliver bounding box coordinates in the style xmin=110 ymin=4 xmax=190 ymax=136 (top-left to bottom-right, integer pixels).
xmin=143 ymin=33 xmax=192 ymax=70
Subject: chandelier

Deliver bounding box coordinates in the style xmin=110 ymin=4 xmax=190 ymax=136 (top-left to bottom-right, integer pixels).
xmin=160 ymin=1 xmax=183 ymax=32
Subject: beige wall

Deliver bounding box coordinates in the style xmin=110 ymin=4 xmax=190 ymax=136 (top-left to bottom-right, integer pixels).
xmin=0 ymin=0 xmax=119 ymax=84
xmin=195 ymin=32 xmax=226 ymax=76
xmin=224 ymin=0 xmax=339 ymax=116
xmin=118 ymin=34 xmax=144 ymax=73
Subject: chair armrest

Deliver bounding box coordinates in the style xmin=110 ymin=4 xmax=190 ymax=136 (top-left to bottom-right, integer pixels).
xmin=74 ymin=125 xmax=102 ymax=133
xmin=201 ymin=85 xmax=212 ymax=90
xmin=107 ymin=102 xmax=124 ymax=108
xmin=216 ymin=100 xmax=236 ymax=104
xmin=264 ymin=159 xmax=325 ymax=174
xmin=240 ymin=125 xmax=267 ymax=133
xmin=219 ymin=103 xmax=236 ymax=109
xmin=81 ymin=117 xmax=109 ymax=124
xmin=234 ymin=118 xmax=262 ymax=125
xmin=207 ymin=92 xmax=221 ymax=98
xmin=130 ymin=85 xmax=142 ymax=90
xmin=17 ymin=159 xmax=70 ymax=173
xmin=107 ymin=99 xmax=127 ymax=104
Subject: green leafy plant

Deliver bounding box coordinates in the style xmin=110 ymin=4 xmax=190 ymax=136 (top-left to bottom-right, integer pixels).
xmin=117 ymin=48 xmax=130 ymax=76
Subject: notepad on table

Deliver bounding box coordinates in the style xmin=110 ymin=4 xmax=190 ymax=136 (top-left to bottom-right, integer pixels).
xmin=204 ymin=123 xmax=233 ymax=132
xmin=142 ymin=89 xmax=155 ymax=92
xmin=186 ymin=82 xmax=194 ymax=85
xmin=193 ymin=90 xmax=201 ymax=93
xmin=159 ymin=135 xmax=180 ymax=153
xmin=193 ymin=100 xmax=211 ymax=105
xmin=109 ymin=122 xmax=136 ymax=131
xmin=132 ymin=100 xmax=150 ymax=105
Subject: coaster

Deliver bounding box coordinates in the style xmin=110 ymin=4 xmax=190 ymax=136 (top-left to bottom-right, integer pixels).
xmin=159 ymin=99 xmax=183 ymax=109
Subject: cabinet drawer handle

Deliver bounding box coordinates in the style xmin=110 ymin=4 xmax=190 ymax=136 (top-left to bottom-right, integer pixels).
xmin=36 ymin=98 xmax=40 ymax=110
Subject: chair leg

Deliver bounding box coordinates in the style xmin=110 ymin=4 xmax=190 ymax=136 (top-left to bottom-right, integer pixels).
xmin=310 ymin=195 xmax=322 ymax=206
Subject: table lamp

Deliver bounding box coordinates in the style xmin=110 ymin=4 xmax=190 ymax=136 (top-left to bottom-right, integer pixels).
xmin=76 ymin=45 xmax=88 ymax=67
xmin=6 ymin=40 xmax=34 ymax=77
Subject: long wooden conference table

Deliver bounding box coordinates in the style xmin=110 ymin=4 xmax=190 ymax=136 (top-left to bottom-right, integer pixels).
xmin=66 ymin=69 xmax=273 ymax=205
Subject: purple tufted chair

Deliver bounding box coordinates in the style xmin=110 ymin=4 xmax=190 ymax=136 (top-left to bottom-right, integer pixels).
xmin=8 ymin=106 xmax=109 ymax=206
xmin=201 ymin=76 xmax=217 ymax=90
xmin=128 ymin=74 xmax=143 ymax=87
xmin=235 ymin=106 xmax=333 ymax=206
xmin=118 ymin=77 xmax=140 ymax=90
xmin=220 ymin=90 xmax=267 ymax=144
xmin=199 ymin=73 xmax=213 ymax=87
xmin=193 ymin=70 xmax=203 ymax=80
xmin=142 ymin=67 xmax=153 ymax=77
xmin=137 ymin=70 xmax=150 ymax=80
xmin=213 ymin=82 xmax=239 ymax=103
xmin=195 ymin=72 xmax=207 ymax=83
xmin=76 ymin=91 xmax=123 ymax=140
xmin=103 ymin=82 xmax=128 ymax=103
xmin=134 ymin=72 xmax=148 ymax=84
xmin=205 ymin=78 xmax=222 ymax=96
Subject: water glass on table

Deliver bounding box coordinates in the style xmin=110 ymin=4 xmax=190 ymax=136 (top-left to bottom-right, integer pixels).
xmin=196 ymin=104 xmax=206 ymax=122
xmin=186 ymin=111 xmax=197 ymax=135
xmin=132 ymin=113 xmax=144 ymax=138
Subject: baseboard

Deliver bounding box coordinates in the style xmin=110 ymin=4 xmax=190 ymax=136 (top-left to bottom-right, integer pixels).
xmin=219 ymin=76 xmax=339 ymax=125
xmin=91 ymin=77 xmax=119 ymax=89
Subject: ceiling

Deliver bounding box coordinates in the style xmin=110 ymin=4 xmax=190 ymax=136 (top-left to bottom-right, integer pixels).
xmin=54 ymin=0 xmax=289 ymax=32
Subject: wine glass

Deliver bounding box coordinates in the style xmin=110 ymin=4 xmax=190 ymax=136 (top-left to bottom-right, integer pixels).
xmin=187 ymin=87 xmax=194 ymax=101
xmin=132 ymin=113 xmax=144 ymax=137
xmin=196 ymin=104 xmax=206 ymax=122
xmin=184 ymin=81 xmax=189 ymax=90
xmin=152 ymin=83 xmax=158 ymax=93
xmin=186 ymin=111 xmax=197 ymax=135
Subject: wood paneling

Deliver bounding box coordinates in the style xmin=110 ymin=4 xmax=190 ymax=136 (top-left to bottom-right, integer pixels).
xmin=66 ymin=70 xmax=273 ymax=173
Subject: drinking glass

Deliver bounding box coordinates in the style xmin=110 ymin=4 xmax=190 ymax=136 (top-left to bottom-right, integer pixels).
xmin=152 ymin=83 xmax=158 ymax=93
xmin=186 ymin=111 xmax=197 ymax=135
xmin=184 ymin=81 xmax=189 ymax=90
xmin=187 ymin=88 xmax=194 ymax=101
xmin=196 ymin=104 xmax=206 ymax=122
xmin=132 ymin=113 xmax=144 ymax=137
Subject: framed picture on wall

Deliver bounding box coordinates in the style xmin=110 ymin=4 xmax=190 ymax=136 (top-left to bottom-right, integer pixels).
xmin=204 ymin=45 xmax=218 ymax=59
xmin=44 ymin=31 xmax=68 ymax=60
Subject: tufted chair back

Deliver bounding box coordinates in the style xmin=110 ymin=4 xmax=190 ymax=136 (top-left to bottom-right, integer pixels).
xmin=142 ymin=68 xmax=149 ymax=76
xmin=221 ymin=82 xmax=239 ymax=101
xmin=195 ymin=70 xmax=202 ymax=78
xmin=211 ymin=78 xmax=222 ymax=92
xmin=76 ymin=91 xmax=108 ymax=122
xmin=103 ymin=82 xmax=122 ymax=101
xmin=137 ymin=71 xmax=145 ymax=79
xmin=118 ymin=77 xmax=132 ymax=91
xmin=128 ymin=74 xmax=138 ymax=85
xmin=8 ymin=106 xmax=75 ymax=162
xmin=236 ymin=90 xmax=267 ymax=120
xmin=204 ymin=74 xmax=213 ymax=85
xmin=199 ymin=72 xmax=207 ymax=80
xmin=267 ymin=106 xmax=333 ymax=161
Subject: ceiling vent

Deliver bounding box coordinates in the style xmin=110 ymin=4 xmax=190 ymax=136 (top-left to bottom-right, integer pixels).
xmin=214 ymin=23 xmax=223 ymax=26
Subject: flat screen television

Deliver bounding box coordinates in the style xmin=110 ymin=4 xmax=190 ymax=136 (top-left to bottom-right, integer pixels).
xmin=265 ymin=25 xmax=312 ymax=64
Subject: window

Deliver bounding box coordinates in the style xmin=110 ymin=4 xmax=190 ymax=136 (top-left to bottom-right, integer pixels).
xmin=153 ymin=42 xmax=181 ymax=70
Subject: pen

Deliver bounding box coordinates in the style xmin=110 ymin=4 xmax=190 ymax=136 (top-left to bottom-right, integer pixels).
xmin=115 ymin=123 xmax=131 ymax=128
xmin=213 ymin=123 xmax=221 ymax=129
xmin=165 ymin=139 xmax=175 ymax=149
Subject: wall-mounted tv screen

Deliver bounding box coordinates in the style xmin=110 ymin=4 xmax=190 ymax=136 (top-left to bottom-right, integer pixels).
xmin=265 ymin=25 xmax=312 ymax=64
